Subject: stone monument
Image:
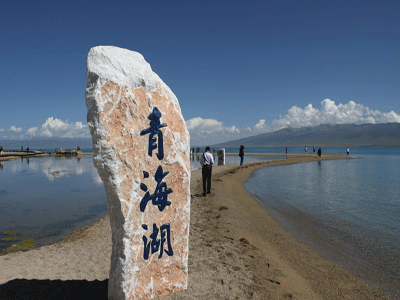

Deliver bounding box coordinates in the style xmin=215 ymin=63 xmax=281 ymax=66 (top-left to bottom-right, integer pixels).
xmin=85 ymin=46 xmax=190 ymax=299
xmin=217 ymin=148 xmax=225 ymax=166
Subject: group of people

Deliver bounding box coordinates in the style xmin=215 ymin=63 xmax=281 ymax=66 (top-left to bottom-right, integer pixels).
xmin=302 ymin=146 xmax=324 ymax=157
xmin=305 ymin=145 xmax=350 ymax=156
xmin=199 ymin=144 xmax=350 ymax=197
xmin=305 ymin=145 xmax=320 ymax=154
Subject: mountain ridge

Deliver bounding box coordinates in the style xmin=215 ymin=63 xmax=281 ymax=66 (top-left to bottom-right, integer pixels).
xmin=213 ymin=123 xmax=400 ymax=147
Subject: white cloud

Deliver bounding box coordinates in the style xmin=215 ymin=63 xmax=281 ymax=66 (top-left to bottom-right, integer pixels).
xmin=7 ymin=126 xmax=23 ymax=133
xmin=186 ymin=99 xmax=400 ymax=145
xmin=186 ymin=117 xmax=241 ymax=145
xmin=267 ymin=99 xmax=400 ymax=132
xmin=25 ymin=117 xmax=90 ymax=138
xmin=186 ymin=117 xmax=224 ymax=130
xmin=26 ymin=127 xmax=39 ymax=137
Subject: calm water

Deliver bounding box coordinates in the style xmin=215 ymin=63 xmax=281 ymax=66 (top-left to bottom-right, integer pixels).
xmin=244 ymin=147 xmax=400 ymax=298
xmin=1 ymin=147 xmax=398 ymax=297
xmin=0 ymin=155 xmax=107 ymax=250
xmin=0 ymin=148 xmax=279 ymax=251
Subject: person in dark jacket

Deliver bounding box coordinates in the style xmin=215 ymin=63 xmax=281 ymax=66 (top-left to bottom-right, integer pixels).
xmin=239 ymin=145 xmax=245 ymax=166
xmin=200 ymin=146 xmax=214 ymax=196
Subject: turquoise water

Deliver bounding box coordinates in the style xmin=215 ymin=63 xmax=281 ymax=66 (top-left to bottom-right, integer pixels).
xmin=0 ymin=155 xmax=107 ymax=251
xmin=244 ymin=147 xmax=400 ymax=299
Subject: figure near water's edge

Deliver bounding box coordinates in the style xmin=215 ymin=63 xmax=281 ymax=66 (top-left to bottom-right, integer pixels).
xmin=239 ymin=145 xmax=245 ymax=166
xmin=200 ymin=146 xmax=214 ymax=197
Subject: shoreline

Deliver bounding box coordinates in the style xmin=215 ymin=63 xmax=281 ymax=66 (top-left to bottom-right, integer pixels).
xmin=0 ymin=152 xmax=94 ymax=161
xmin=0 ymin=154 xmax=392 ymax=299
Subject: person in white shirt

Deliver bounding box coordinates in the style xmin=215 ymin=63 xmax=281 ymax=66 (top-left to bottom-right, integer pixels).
xmin=200 ymin=146 xmax=214 ymax=196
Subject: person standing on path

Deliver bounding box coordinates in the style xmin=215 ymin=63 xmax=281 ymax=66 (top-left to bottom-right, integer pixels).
xmin=347 ymin=147 xmax=350 ymax=156
xmin=239 ymin=145 xmax=245 ymax=166
xmin=200 ymin=146 xmax=214 ymax=196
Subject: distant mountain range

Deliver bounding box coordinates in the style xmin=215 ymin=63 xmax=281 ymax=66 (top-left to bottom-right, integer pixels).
xmin=214 ymin=123 xmax=400 ymax=147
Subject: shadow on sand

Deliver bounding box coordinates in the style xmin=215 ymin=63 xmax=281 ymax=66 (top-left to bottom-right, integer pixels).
xmin=0 ymin=279 xmax=108 ymax=299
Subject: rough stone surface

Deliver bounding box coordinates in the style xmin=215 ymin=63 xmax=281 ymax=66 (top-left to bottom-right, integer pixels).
xmin=85 ymin=46 xmax=190 ymax=299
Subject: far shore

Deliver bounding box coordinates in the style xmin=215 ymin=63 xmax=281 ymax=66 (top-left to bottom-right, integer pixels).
xmin=0 ymin=151 xmax=94 ymax=161
xmin=1 ymin=151 xmax=346 ymax=161
xmin=192 ymin=152 xmax=344 ymax=157
xmin=0 ymin=153 xmax=392 ymax=299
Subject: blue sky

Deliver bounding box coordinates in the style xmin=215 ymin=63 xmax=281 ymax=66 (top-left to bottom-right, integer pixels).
xmin=1 ymin=0 xmax=399 ymax=145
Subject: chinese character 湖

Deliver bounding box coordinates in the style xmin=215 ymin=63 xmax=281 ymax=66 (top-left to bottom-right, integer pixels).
xmin=142 ymin=223 xmax=173 ymax=260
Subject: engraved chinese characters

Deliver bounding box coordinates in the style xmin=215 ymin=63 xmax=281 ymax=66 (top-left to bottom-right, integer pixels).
xmin=140 ymin=108 xmax=174 ymax=261
xmin=86 ymin=46 xmax=190 ymax=300
xmin=140 ymin=166 xmax=173 ymax=213
xmin=140 ymin=107 xmax=167 ymax=160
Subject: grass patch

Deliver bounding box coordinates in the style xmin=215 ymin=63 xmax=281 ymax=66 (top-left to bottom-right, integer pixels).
xmin=0 ymin=238 xmax=38 ymax=255
xmin=1 ymin=231 xmax=20 ymax=236
xmin=0 ymin=237 xmax=20 ymax=242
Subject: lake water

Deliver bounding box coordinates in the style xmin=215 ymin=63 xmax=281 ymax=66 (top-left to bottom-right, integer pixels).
xmin=0 ymin=150 xmax=281 ymax=252
xmin=0 ymin=155 xmax=107 ymax=251
xmin=244 ymin=147 xmax=400 ymax=299
xmin=1 ymin=147 xmax=398 ymax=297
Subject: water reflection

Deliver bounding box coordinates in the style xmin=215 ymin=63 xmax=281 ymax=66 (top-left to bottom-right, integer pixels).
xmin=7 ymin=155 xmax=102 ymax=184
xmin=0 ymin=155 xmax=107 ymax=251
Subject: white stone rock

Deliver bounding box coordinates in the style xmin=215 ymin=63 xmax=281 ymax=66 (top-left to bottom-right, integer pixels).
xmin=217 ymin=148 xmax=225 ymax=166
xmin=86 ymin=46 xmax=190 ymax=299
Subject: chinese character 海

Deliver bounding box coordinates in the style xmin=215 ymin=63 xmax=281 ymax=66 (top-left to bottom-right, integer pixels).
xmin=140 ymin=166 xmax=173 ymax=212
xmin=142 ymin=223 xmax=173 ymax=260
xmin=140 ymin=107 xmax=167 ymax=160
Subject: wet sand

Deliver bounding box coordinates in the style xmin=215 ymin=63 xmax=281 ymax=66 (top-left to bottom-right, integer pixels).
xmin=0 ymin=154 xmax=392 ymax=299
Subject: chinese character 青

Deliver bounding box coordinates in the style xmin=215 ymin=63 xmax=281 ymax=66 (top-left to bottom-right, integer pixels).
xmin=140 ymin=166 xmax=173 ymax=212
xmin=140 ymin=107 xmax=167 ymax=160
xmin=142 ymin=223 xmax=173 ymax=260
